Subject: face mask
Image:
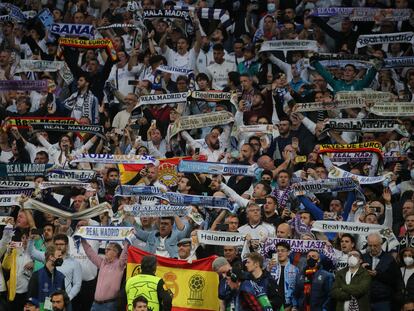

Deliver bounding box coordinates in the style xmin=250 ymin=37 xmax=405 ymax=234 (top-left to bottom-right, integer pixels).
xmin=411 ymin=168 xmax=414 ymax=180
xmin=53 ymin=258 xmax=63 ymax=267
xmin=347 ymin=255 xmax=359 ymax=267
xmin=404 ymin=257 xmax=414 ymax=266
xmin=108 ymin=180 xmax=118 ymax=187
xmin=267 ymin=3 xmax=276 ymax=12
xmin=307 ymin=257 xmax=317 ymax=268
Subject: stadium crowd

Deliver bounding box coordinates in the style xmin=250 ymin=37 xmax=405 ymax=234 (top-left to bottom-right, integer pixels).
xmin=0 ymin=0 xmax=413 ymax=310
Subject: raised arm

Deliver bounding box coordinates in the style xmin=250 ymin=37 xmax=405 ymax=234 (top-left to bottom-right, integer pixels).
xmin=81 ymin=238 xmax=103 ymax=267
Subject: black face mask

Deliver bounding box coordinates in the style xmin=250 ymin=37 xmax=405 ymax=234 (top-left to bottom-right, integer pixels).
xmin=307 ymin=258 xmax=317 ymax=268
xmin=54 ymin=258 xmax=63 ymax=267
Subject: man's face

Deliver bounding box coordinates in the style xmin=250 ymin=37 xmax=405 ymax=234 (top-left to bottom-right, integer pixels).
xmin=247 ymin=205 xmax=261 ymax=224
xmin=406 ymin=215 xmax=414 ymax=231
xmin=43 ymin=226 xmax=54 ymax=241
xmin=403 ymin=202 xmax=414 ymax=218
xmin=300 ymin=213 xmax=311 ymax=225
xmin=177 ymin=177 xmax=190 ymax=192
xmin=178 ymin=242 xmax=191 ymax=259
xmin=159 ymin=219 xmax=173 ymax=237
xmin=24 ymin=303 xmax=38 ymax=311
xmin=73 ymin=195 xmax=85 ymax=211
xmin=77 ymin=77 xmax=88 ymax=89
xmin=264 ymin=198 xmax=276 ymax=213
xmin=54 ymin=240 xmax=67 ymax=255
xmin=73 ymin=12 xmax=85 ymax=23
xmin=264 ymin=17 xmax=274 ymax=30
xmin=253 ymin=184 xmax=266 ymax=198
xmin=225 ymin=217 xmax=239 ymax=232
xmin=34 ymin=153 xmax=48 ymax=164
xmin=197 ymin=79 xmax=208 ymax=90
xmin=240 ymin=76 xmax=252 ymax=90
xmin=213 ymin=49 xmax=224 ymax=64
xmin=245 ymin=258 xmax=259 ymax=273
xmin=367 ymin=236 xmax=382 ymax=257
xmin=277 ymin=172 xmax=290 ymax=188
xmin=408 ymin=75 xmax=414 ymax=89
xmin=147 ymin=166 xmax=158 ymax=182
xmin=223 ymin=246 xmax=237 ymax=262
xmin=343 ymin=66 xmax=357 ymax=82
xmin=329 ymin=200 xmax=342 ymax=213
xmin=277 ymin=224 xmax=290 ymax=238
xmin=156 ymin=21 xmax=168 ymax=33
xmin=51 ymin=294 xmax=65 ymax=311
xmin=340 ymin=237 xmax=354 ymax=253
xmin=240 ymin=145 xmax=252 ymax=161
xmin=177 ymin=38 xmax=189 ymax=53
xmin=134 ymin=302 xmax=148 ymax=311
xmin=0 ymin=51 xmax=10 ymax=66
xmin=233 ymin=43 xmax=244 ymax=57
xmin=278 ymin=121 xmax=290 ymax=135
xmin=276 ymin=246 xmax=290 ymax=262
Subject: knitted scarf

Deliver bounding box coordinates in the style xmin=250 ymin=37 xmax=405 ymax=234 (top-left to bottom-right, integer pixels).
xmin=63 ymin=90 xmax=95 ymax=121
xmin=304 ymin=267 xmax=317 ymax=311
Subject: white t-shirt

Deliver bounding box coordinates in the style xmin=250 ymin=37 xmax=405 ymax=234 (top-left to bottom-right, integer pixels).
xmin=163 ymin=47 xmax=197 ymax=81
xmin=206 ymin=60 xmax=236 ymax=90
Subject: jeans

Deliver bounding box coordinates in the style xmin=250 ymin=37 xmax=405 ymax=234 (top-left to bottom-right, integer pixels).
xmin=371 ymin=301 xmax=391 ymax=311
xmin=90 ymin=301 xmax=118 ymax=311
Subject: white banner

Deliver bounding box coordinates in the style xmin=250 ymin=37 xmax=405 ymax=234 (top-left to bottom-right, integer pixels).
xmin=328 ymin=165 xmax=391 ymax=184
xmin=39 ymin=181 xmax=94 ymax=190
xmin=123 ymin=204 xmax=190 ymax=217
xmin=356 ymin=31 xmax=414 ymax=48
xmin=370 ymin=102 xmax=414 ymax=117
xmin=335 ymin=90 xmax=393 ymax=103
xmin=0 ymin=181 xmax=36 ymax=188
xmin=70 ymin=154 xmax=156 ymax=165
xmin=138 ymin=92 xmax=189 ymax=106
xmin=312 ymin=220 xmax=382 ymax=234
xmin=260 ymin=40 xmax=318 ymax=52
xmin=324 ymin=118 xmax=400 ymax=132
xmin=74 ymin=226 xmax=134 ymax=241
xmin=0 ymin=195 xmax=21 ymax=206
xmin=238 ymin=124 xmax=280 ymax=136
xmin=197 ymin=230 xmax=246 ymax=246
xmin=295 ymin=98 xmax=365 ymax=112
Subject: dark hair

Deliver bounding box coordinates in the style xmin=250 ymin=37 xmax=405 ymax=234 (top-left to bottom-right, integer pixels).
xmin=213 ymin=43 xmax=224 ymax=51
xmin=43 ymin=223 xmax=55 ymax=232
xmin=107 ymin=167 xmax=120 ymax=177
xmin=141 ymin=255 xmax=157 ymax=274
xmin=176 ymin=75 xmax=189 ymax=84
xmin=160 ymin=216 xmax=174 ymax=225
xmin=256 ymin=181 xmax=272 ymax=195
xmin=228 ymin=71 xmax=240 ymax=86
xmin=53 ymin=234 xmax=68 ymax=245
xmin=275 ymin=241 xmax=291 ymax=251
xmin=277 ymin=169 xmax=291 ymax=178
xmin=133 ymin=296 xmax=148 ymax=308
xmin=344 ymin=64 xmax=357 ymax=72
xmin=108 ymin=242 xmax=122 ymax=257
xmin=51 ymin=290 xmax=70 ymax=306
xmin=36 ymin=150 xmax=49 ymax=160
xmin=196 ymin=73 xmax=209 ymax=82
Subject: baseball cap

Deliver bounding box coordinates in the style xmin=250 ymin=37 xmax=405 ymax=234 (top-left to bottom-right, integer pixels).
xmin=177 ymin=238 xmax=192 ymax=246
xmin=25 ymin=297 xmax=40 ymax=307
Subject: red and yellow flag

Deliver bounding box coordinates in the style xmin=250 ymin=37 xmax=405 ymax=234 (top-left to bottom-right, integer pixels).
xmin=119 ymin=155 xmax=207 ymax=187
xmin=127 ymin=246 xmax=219 ymax=311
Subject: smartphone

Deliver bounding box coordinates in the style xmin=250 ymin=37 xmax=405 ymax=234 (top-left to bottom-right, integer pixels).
xmin=195 ymin=147 xmax=200 ymax=155
xmin=324 ymin=212 xmax=336 ymax=220
xmin=151 ymin=120 xmax=156 ymax=127
xmin=356 ymin=201 xmax=364 ymax=209
xmin=244 ymin=101 xmax=252 ymax=111
xmin=255 ymin=198 xmax=266 ymax=204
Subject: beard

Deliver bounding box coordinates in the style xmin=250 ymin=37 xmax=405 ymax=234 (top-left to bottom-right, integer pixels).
xmin=211 ymin=141 xmax=220 ymax=150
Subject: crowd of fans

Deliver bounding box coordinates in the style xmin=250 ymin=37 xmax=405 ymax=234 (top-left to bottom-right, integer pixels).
xmin=0 ymin=0 xmax=413 ymax=310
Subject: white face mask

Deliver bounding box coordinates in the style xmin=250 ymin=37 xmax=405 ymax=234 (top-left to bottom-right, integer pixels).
xmin=267 ymin=3 xmax=276 ymax=12
xmin=347 ymin=255 xmax=359 ymax=267
xmin=404 ymin=256 xmax=414 ymax=266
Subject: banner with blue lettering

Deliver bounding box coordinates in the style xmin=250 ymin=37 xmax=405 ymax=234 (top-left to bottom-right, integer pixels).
xmin=50 ymin=23 xmax=95 ymax=38
xmin=37 ymin=8 xmax=54 ymax=29
xmin=178 ymin=160 xmax=261 ymax=177
xmin=74 ymin=226 xmax=134 ymax=241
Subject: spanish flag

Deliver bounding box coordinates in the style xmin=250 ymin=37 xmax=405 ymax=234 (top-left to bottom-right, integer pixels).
xmin=127 ymin=246 xmax=219 ymax=311
xmin=119 ymin=155 xmax=207 ymax=187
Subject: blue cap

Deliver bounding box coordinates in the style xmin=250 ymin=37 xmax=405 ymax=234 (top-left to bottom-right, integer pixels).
xmin=25 ymin=297 xmax=39 ymax=307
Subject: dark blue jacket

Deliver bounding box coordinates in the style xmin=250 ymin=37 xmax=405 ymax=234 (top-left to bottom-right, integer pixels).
xmin=293 ymin=268 xmax=334 ymax=311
